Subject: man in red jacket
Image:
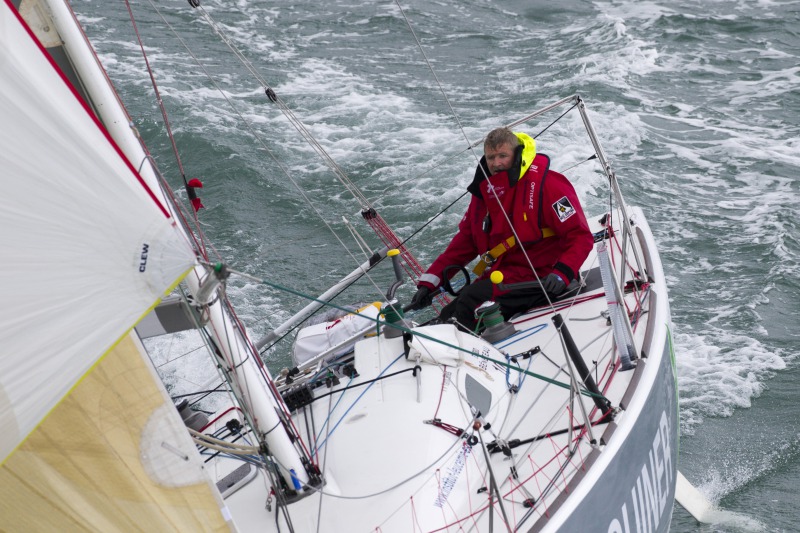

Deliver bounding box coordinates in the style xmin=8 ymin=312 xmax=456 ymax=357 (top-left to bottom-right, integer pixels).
xmin=408 ymin=127 xmax=593 ymax=331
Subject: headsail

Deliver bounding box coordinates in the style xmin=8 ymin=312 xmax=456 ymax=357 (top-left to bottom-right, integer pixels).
xmin=0 ymin=0 xmax=195 ymax=465
xmin=0 ymin=1 xmax=235 ymax=529
xmin=0 ymin=333 xmax=233 ymax=531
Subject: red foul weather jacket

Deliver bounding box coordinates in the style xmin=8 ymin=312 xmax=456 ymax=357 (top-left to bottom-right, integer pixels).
xmin=418 ymin=146 xmax=593 ymax=297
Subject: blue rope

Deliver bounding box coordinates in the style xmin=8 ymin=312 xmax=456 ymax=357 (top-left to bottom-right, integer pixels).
xmin=496 ymin=323 xmax=547 ymax=350
xmin=313 ymin=352 xmax=405 ymax=457
xmin=313 ymin=375 xmax=355 ymax=452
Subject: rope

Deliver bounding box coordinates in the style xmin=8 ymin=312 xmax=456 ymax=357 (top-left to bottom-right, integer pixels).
xmin=189 ymin=427 xmax=260 ymax=451
xmin=394 ymin=1 xmax=476 ymax=166
xmin=145 ymin=0 xmax=431 ymax=330
xmin=192 ymin=4 xmax=368 ymax=207
xmin=375 ymin=29 xmax=582 ymax=314
xmin=302 ymin=428 xmax=465 ymax=501
xmin=247 ymin=270 xmax=606 ymax=398
xmin=119 ymin=9 xmax=640 ymax=532
xmin=313 ymin=353 xmax=404 ymax=453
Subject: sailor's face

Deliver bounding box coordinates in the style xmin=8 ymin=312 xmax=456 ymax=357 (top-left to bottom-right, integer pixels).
xmin=484 ymin=143 xmax=516 ymax=175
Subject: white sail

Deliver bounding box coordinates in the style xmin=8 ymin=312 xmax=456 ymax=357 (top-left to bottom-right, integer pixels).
xmin=0 ymin=0 xmax=196 ymax=463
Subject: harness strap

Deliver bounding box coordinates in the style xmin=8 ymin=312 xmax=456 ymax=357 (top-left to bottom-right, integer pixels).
xmin=472 ymin=227 xmax=556 ymax=276
xmin=474 ymin=236 xmax=515 ymax=275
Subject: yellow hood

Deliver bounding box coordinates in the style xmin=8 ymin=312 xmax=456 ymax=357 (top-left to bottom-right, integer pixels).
xmin=513 ymin=131 xmax=537 ymax=180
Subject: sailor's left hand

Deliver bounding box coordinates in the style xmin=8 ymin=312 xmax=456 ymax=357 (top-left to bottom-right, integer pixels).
xmin=542 ymin=273 xmax=567 ymax=295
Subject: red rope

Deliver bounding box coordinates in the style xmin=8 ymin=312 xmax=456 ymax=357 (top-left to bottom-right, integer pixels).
xmin=410 ymin=496 xmax=420 ymax=533
xmin=198 ymin=406 xmax=244 ymax=433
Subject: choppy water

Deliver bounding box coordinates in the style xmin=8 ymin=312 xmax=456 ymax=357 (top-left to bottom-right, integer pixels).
xmin=75 ymin=0 xmax=800 ymax=530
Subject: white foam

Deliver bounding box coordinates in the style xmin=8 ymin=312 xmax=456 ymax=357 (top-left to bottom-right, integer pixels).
xmin=703 ymin=508 xmax=767 ymax=532
xmin=592 ymin=1 xmax=676 ymax=24
xmin=729 ymin=66 xmax=800 ymax=105
xmin=144 ymin=331 xmax=227 ymax=413
xmin=694 ymin=430 xmax=800 ymax=530
xmin=675 ymin=328 xmax=786 ymax=435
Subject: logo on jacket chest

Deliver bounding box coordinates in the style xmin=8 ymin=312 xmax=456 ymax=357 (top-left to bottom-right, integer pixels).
xmin=528 ymin=183 xmax=536 ymax=210
xmin=485 ymin=182 xmax=506 ymax=198
xmin=553 ymin=196 xmax=576 ymax=222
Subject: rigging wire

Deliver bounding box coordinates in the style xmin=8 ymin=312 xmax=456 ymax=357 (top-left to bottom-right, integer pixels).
xmin=134 ymin=3 xmax=635 ymax=522
xmin=122 ymin=0 xmax=208 ymax=257
xmin=100 ymin=10 xmax=640 ymax=532
xmin=385 ymin=103 xmax=585 ymax=262
xmin=394 ymin=1 xmax=477 ymax=167
xmin=167 ymin=270 xmax=317 ymax=481
xmin=146 ymin=0 xmax=412 ymax=313
xmin=192 ymin=4 xmax=368 ymax=208
xmin=476 ymin=427 xmax=513 ymax=532
xmin=187 ymin=2 xmax=426 ymax=284
xmin=394 ymin=2 xmax=591 ymax=319
xmin=300 ymin=428 xmax=466 ymax=501
xmin=237 ymin=266 xmax=606 ymax=399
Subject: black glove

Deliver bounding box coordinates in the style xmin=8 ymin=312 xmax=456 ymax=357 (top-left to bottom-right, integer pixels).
xmin=408 ymin=286 xmax=434 ymax=310
xmin=541 ymin=273 xmax=567 ymax=295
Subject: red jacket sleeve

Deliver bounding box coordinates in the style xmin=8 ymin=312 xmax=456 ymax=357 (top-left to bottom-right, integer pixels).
xmin=417 ymin=196 xmax=482 ymax=289
xmin=541 ymin=171 xmax=594 ymax=283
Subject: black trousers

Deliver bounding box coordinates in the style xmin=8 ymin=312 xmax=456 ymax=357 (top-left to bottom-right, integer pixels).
xmin=437 ymin=278 xmax=552 ymax=332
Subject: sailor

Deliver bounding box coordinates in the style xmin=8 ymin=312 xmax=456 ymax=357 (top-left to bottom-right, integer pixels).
xmin=408 ymin=127 xmax=593 ymax=331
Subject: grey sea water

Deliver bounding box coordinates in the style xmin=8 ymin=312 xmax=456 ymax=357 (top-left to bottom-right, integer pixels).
xmin=76 ymin=0 xmax=800 ymax=530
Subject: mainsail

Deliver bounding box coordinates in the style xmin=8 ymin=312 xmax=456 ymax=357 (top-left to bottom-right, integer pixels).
xmin=0 ymin=1 xmax=231 ymax=529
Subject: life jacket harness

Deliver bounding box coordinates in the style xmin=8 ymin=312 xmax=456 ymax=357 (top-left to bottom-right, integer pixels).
xmin=472 ymin=227 xmax=556 ymax=276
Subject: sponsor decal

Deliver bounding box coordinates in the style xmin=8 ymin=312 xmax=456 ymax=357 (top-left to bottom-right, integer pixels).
xmin=552 ymin=196 xmax=575 ymax=222
xmin=434 ymin=442 xmax=472 ymax=508
xmin=472 ymin=346 xmax=490 ymax=372
xmin=139 ymin=243 xmax=149 ymax=272
xmin=606 ymin=411 xmax=674 ymax=533
xmin=528 ymin=182 xmax=536 ymax=210
xmin=486 ymin=182 xmax=505 ymax=198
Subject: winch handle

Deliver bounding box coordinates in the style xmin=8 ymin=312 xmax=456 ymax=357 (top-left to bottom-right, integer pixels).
xmin=388 ymin=249 xmax=404 ymax=283
xmin=384 ymin=249 xmax=405 ymax=302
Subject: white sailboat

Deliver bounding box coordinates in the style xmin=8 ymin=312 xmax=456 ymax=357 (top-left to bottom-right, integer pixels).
xmin=1 ymin=1 xmax=683 ymax=531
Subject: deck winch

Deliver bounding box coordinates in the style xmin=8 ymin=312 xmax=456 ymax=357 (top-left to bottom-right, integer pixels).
xmin=474 ymin=301 xmax=516 ymax=343
xmin=473 ymin=270 xmax=516 ymax=342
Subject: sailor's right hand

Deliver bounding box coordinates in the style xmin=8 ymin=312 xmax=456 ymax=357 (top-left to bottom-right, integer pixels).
xmin=408 ymin=286 xmax=434 ymax=310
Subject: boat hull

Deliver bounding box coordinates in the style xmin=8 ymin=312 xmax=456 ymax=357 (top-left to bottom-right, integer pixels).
xmin=538 ymin=333 xmax=678 ymax=533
